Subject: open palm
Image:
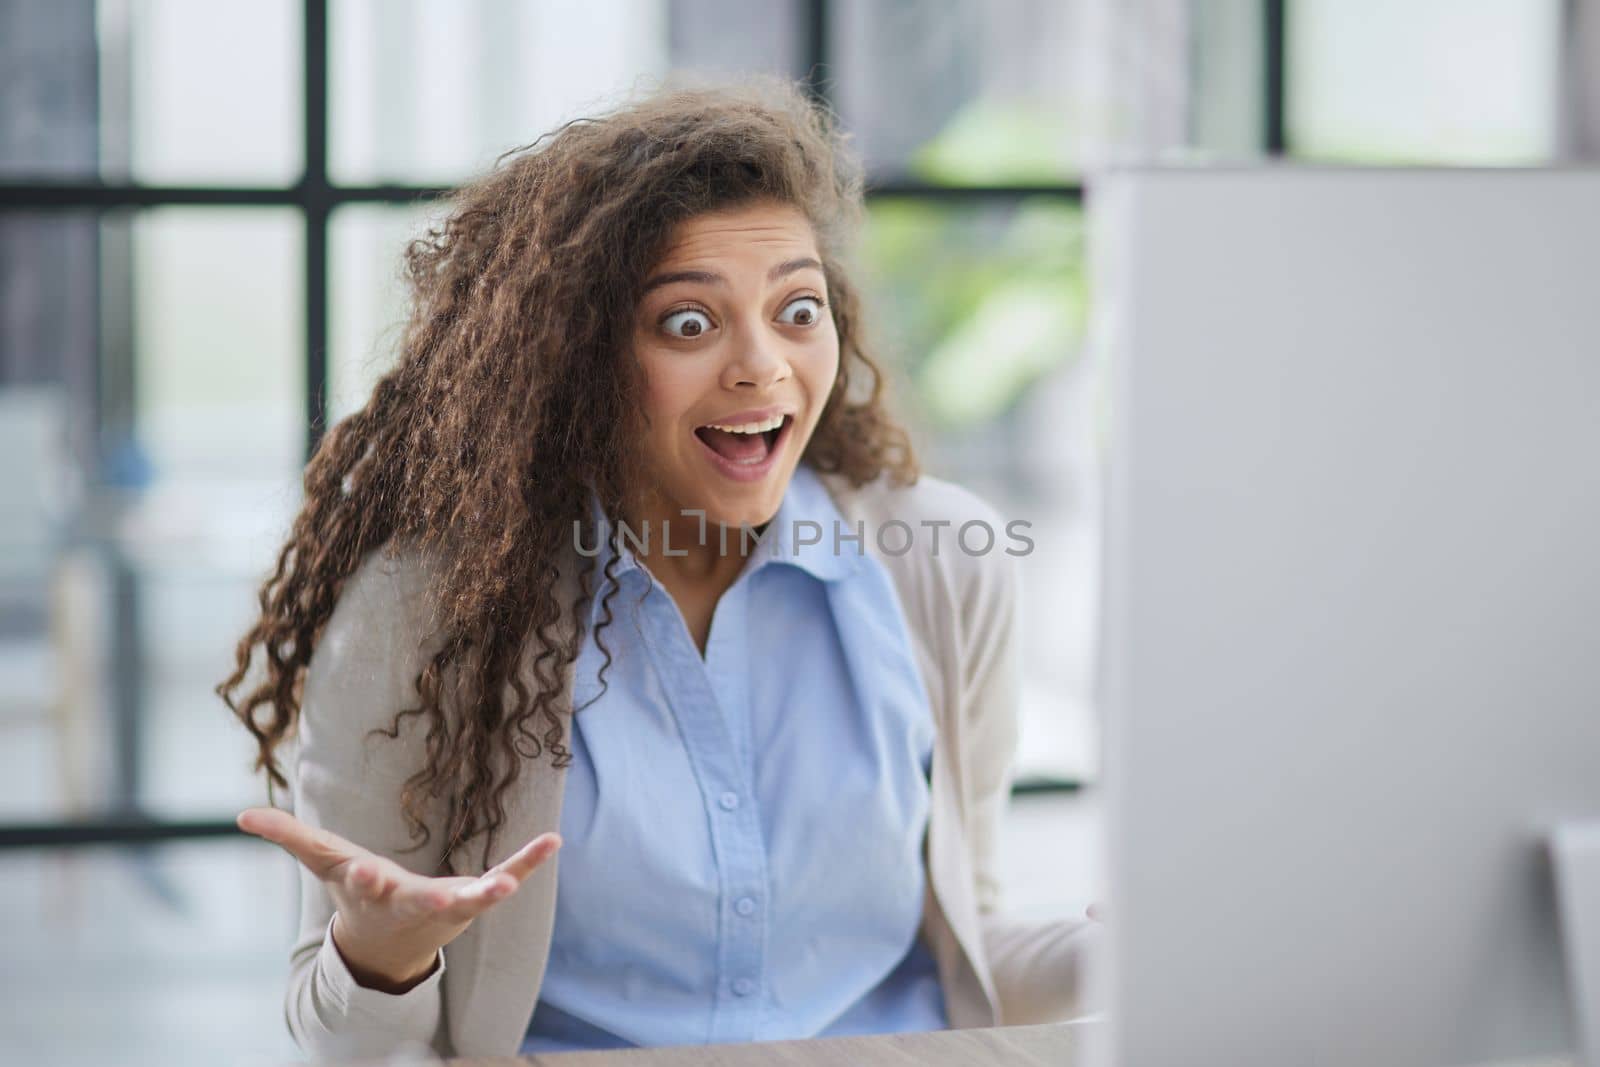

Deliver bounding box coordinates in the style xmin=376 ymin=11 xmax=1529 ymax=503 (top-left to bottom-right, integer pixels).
xmin=238 ymin=807 xmax=561 ymax=988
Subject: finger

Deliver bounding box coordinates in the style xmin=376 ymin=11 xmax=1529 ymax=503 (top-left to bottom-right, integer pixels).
xmin=1087 ymin=901 xmax=1106 ymax=923
xmin=456 ymin=872 xmax=519 ymax=909
xmin=237 ymin=807 xmax=358 ymax=879
xmin=486 ymin=832 xmax=563 ymax=886
xmin=391 ymin=870 xmax=520 ymax=927
xmin=433 ymin=835 xmax=562 ymax=924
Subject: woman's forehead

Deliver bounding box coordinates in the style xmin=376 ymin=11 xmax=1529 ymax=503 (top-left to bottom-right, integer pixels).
xmin=654 ymin=203 xmax=819 ymax=267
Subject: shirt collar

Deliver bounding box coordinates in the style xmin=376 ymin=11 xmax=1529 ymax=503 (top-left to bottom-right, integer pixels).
xmin=755 ymin=462 xmax=862 ymax=583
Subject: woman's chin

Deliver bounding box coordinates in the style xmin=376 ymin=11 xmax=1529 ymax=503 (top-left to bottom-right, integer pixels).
xmin=665 ymin=483 xmax=783 ymax=533
xmin=649 ymin=448 xmax=803 ymax=537
xmin=701 ymin=499 xmax=782 ymax=534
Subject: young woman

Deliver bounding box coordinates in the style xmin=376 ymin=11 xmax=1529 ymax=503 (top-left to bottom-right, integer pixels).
xmin=221 ymin=79 xmax=1093 ymax=1061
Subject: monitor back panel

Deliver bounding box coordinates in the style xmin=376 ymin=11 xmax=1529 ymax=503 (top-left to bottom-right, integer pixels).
xmin=1095 ymin=168 xmax=1600 ymax=1067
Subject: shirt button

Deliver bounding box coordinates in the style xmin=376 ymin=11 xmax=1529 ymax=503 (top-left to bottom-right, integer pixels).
xmin=718 ymin=791 xmax=740 ymax=811
xmin=735 ymin=896 xmax=757 ymax=917
xmin=732 ymin=977 xmax=757 ymax=997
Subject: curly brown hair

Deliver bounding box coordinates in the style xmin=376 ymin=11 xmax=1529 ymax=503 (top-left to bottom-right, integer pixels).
xmin=217 ymin=78 xmax=918 ymax=874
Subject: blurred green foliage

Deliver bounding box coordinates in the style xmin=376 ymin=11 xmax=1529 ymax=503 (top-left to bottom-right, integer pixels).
xmin=858 ymin=100 xmax=1085 ymax=429
xmin=861 ymin=197 xmax=1085 ymax=429
xmin=907 ymin=98 xmax=1077 ymax=187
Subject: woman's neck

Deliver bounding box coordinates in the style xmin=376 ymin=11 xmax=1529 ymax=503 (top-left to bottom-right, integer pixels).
xmin=618 ymin=492 xmax=768 ymax=654
xmin=620 ymin=493 xmax=765 ymax=596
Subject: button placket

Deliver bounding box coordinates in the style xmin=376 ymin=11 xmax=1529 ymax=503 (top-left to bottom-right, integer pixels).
xmin=636 ymin=581 xmax=771 ymax=1044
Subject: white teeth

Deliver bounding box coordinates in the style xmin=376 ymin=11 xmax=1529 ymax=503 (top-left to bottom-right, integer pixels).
xmin=705 ymin=414 xmax=786 ymax=435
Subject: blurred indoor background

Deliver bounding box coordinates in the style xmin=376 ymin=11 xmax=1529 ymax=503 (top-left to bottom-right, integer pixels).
xmin=2 ymin=1 xmax=1596 ymax=1063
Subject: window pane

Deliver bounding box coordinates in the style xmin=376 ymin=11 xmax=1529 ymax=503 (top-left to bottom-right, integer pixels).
xmin=1189 ymin=0 xmax=1266 ymax=158
xmin=832 ymin=0 xmax=1086 ymax=184
xmin=1288 ymin=0 xmax=1562 ymax=164
xmin=2 ymin=1 xmax=302 ymax=184
xmin=0 ymin=3 xmax=100 ymax=180
xmin=330 ymin=0 xmax=802 ymax=186
xmin=1 ymin=212 xmax=102 ymax=824
xmin=133 ymin=208 xmax=303 ymax=487
xmin=0 ymin=214 xmax=101 ymax=460
xmin=121 ymin=0 xmax=303 ymax=184
xmin=328 ymin=202 xmax=444 ymax=421
xmin=667 ymin=0 xmax=805 ymax=84
xmin=332 ymin=0 xmax=665 ymax=185
xmin=859 ymin=198 xmax=1095 ymax=781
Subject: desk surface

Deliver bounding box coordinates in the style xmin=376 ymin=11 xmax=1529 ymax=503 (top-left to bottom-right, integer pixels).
xmin=343 ymin=1023 xmax=1576 ymax=1067
xmin=448 ymin=1023 xmax=1080 ymax=1066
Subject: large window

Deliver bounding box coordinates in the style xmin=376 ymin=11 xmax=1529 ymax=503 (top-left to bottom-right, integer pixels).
xmin=4 ymin=0 xmax=1575 ymax=844
xmin=0 ymin=0 xmax=1096 ymax=845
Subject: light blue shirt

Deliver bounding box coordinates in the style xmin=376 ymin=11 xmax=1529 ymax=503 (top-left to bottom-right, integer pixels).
xmin=521 ymin=464 xmax=946 ymax=1053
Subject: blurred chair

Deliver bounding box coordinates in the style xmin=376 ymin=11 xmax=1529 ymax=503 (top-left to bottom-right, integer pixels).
xmin=0 ymin=385 xmax=98 ymax=819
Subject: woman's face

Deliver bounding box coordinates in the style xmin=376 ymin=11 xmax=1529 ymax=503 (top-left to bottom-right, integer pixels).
xmin=630 ymin=200 xmax=840 ymax=531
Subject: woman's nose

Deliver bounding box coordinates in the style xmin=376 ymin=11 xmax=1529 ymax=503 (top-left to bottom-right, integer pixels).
xmin=721 ymin=327 xmax=791 ymax=390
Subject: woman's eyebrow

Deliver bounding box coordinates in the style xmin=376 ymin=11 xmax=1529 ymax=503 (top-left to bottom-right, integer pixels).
xmin=641 ymin=256 xmax=824 ymax=294
xmin=641 ymin=269 xmax=721 ymax=293
xmin=768 ymin=256 xmax=824 ymax=282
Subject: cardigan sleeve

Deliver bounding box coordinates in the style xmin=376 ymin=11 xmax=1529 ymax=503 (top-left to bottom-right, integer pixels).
xmin=952 ymin=493 xmax=1101 ymax=1025
xmin=280 ymin=548 xmax=452 ymax=1060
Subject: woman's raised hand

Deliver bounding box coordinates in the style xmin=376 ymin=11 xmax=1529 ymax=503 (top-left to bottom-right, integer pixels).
xmin=237 ymin=807 xmax=561 ymax=993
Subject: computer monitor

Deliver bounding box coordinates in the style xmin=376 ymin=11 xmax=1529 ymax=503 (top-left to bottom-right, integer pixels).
xmin=1089 ymin=168 xmax=1600 ymax=1067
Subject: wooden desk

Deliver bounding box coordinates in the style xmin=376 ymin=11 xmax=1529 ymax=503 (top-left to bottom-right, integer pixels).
xmin=446 ymin=1022 xmax=1083 ymax=1066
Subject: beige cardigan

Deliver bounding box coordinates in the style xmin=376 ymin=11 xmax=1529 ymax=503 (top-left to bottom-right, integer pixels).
xmin=281 ymin=471 xmax=1094 ymax=1061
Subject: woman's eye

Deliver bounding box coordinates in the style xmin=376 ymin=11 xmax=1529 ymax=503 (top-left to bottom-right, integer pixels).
xmin=661 ymin=308 xmax=713 ymax=339
xmin=777 ymin=295 xmax=824 ymax=327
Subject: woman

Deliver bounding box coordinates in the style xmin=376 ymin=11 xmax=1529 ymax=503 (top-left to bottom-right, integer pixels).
xmin=221 ymin=78 xmax=1093 ymax=1061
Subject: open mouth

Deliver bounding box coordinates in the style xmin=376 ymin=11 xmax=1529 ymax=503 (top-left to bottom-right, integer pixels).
xmin=693 ymin=413 xmax=793 ymax=479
